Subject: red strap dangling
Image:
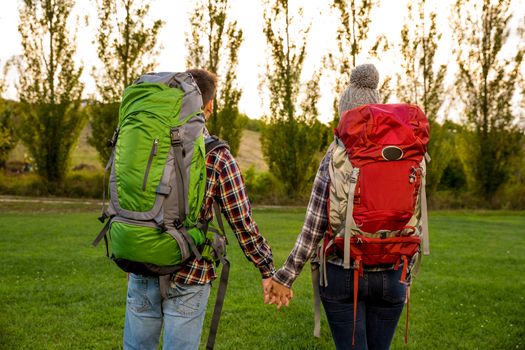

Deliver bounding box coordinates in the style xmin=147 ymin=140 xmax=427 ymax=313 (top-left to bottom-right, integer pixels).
xmin=394 ymin=257 xmax=401 ymax=271
xmin=400 ymin=255 xmax=408 ymax=283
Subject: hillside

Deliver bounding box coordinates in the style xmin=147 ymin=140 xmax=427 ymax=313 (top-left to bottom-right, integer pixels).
xmin=235 ymin=129 xmax=268 ymax=172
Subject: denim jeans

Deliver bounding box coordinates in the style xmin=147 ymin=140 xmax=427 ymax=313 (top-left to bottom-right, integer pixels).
xmin=123 ymin=273 xmax=211 ymax=350
xmin=320 ymin=263 xmax=406 ymax=350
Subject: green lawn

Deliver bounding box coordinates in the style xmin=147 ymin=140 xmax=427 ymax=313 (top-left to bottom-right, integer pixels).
xmin=0 ymin=199 xmax=524 ymax=349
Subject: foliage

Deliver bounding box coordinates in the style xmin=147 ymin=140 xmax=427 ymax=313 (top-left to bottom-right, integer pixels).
xmin=0 ymin=100 xmax=20 ymax=169
xmin=438 ymin=149 xmax=467 ymax=192
xmin=260 ymin=0 xmax=325 ymax=198
xmin=497 ymin=168 xmax=525 ymax=209
xmin=0 ymin=169 xmax=103 ymax=198
xmin=90 ymin=0 xmax=163 ymax=165
xmin=87 ymin=102 xmax=120 ymax=165
xmin=186 ymin=0 xmax=244 ymax=156
xmin=243 ymin=166 xmax=285 ymax=204
xmin=239 ymin=113 xmax=265 ymax=132
xmin=326 ymin=0 xmax=377 ymax=127
xmin=0 ymin=206 xmax=524 ymax=349
xmin=396 ymin=0 xmax=450 ymax=195
xmin=16 ymin=0 xmax=86 ymax=185
xmin=0 ymin=58 xmax=20 ymax=168
xmin=92 ymin=0 xmax=162 ymax=103
xmin=452 ymin=0 xmax=525 ymax=202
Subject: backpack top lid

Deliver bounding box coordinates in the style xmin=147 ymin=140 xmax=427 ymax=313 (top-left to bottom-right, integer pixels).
xmin=119 ymin=72 xmax=203 ymax=126
xmin=335 ymin=103 xmax=430 ymax=167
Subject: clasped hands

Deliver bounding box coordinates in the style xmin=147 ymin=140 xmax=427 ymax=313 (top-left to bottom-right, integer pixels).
xmin=262 ymin=278 xmax=293 ymax=309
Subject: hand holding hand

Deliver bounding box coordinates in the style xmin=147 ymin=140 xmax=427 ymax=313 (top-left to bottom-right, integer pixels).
xmin=262 ymin=277 xmax=272 ymax=303
xmin=265 ymin=278 xmax=293 ymax=309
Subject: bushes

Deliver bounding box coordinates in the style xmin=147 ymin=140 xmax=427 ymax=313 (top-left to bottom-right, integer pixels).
xmin=243 ymin=166 xmax=310 ymax=205
xmin=428 ymin=190 xmax=483 ymax=210
xmin=2 ymin=165 xmax=524 ymax=210
xmin=0 ymin=169 xmax=104 ymax=199
xmin=428 ymin=186 xmax=525 ymax=210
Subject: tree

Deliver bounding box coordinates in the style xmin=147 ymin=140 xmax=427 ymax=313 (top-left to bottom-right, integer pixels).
xmin=186 ymin=0 xmax=244 ymax=155
xmin=0 ymin=61 xmax=19 ymax=169
xmin=90 ymin=0 xmax=163 ymax=164
xmin=452 ymin=0 xmax=525 ymax=202
xmin=260 ymin=0 xmax=325 ymax=198
xmin=16 ymin=0 xmax=85 ymax=184
xmin=326 ymin=0 xmax=388 ymax=126
xmin=396 ymin=0 xmax=450 ymax=195
xmin=0 ymin=101 xmax=19 ymax=169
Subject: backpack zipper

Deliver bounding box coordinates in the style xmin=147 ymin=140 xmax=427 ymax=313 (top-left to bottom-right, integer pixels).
xmin=142 ymin=138 xmax=158 ymax=191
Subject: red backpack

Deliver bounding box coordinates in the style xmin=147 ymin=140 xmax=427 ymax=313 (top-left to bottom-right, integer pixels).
xmin=313 ymin=103 xmax=430 ymax=343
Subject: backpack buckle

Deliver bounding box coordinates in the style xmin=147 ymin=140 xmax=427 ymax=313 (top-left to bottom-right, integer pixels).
xmin=98 ymin=212 xmax=108 ymax=223
xmin=107 ymin=128 xmax=119 ymax=148
xmin=377 ymin=230 xmax=389 ymax=239
xmin=350 ymin=168 xmax=359 ymax=183
xmin=171 ymin=128 xmax=182 ymax=146
xmin=174 ymin=219 xmax=183 ymax=229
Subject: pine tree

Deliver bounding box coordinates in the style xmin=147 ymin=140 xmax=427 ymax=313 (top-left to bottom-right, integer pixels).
xmin=452 ymin=0 xmax=525 ymax=202
xmin=260 ymin=0 xmax=325 ymax=198
xmin=16 ymin=0 xmax=85 ymax=184
xmin=396 ymin=0 xmax=449 ymax=195
xmin=89 ymin=0 xmax=163 ymax=164
xmin=186 ymin=0 xmax=244 ymax=155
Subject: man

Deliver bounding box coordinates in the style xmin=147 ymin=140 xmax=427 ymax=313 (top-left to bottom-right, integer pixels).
xmin=124 ymin=68 xmax=275 ymax=350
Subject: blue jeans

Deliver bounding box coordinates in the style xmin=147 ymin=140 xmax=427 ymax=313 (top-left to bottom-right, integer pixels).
xmin=320 ymin=263 xmax=406 ymax=350
xmin=123 ymin=273 xmax=211 ymax=350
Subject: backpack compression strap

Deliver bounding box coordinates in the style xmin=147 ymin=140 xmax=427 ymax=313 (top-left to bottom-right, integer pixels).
xmin=421 ymin=153 xmax=431 ymax=255
xmin=343 ymin=168 xmax=361 ymax=269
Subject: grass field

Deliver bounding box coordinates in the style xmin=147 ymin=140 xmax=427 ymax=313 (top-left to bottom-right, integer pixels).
xmin=0 ymin=198 xmax=524 ymax=349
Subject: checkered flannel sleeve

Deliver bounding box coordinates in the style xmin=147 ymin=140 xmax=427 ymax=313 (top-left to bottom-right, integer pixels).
xmin=215 ymin=148 xmax=275 ymax=278
xmin=174 ymin=147 xmax=275 ymax=285
xmin=272 ymin=152 xmax=331 ymax=289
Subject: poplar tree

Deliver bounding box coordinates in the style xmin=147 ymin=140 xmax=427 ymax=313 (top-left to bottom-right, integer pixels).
xmin=396 ymin=0 xmax=449 ymax=194
xmin=90 ymin=0 xmax=163 ymax=164
xmin=16 ymin=0 xmax=85 ymax=184
xmin=260 ymin=0 xmax=324 ymax=198
xmin=186 ymin=0 xmax=244 ymax=155
xmin=452 ymin=0 xmax=524 ymax=202
xmin=327 ymin=0 xmax=384 ymax=125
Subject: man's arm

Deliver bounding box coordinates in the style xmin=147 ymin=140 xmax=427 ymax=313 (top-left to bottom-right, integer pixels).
xmin=214 ymin=148 xmax=275 ymax=278
xmin=271 ymin=152 xmax=331 ymax=289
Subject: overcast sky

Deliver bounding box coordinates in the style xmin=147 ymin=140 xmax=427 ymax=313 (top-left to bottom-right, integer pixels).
xmin=1 ymin=0 xmax=524 ymax=123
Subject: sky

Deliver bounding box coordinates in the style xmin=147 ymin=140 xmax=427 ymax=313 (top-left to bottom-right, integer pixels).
xmin=1 ymin=0 xmax=524 ymax=124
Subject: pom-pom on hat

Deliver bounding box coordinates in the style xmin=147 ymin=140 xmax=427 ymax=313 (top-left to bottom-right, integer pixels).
xmin=338 ymin=64 xmax=380 ymax=117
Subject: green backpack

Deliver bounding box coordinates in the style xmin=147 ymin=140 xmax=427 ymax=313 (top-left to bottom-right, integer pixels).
xmin=92 ymin=72 xmax=227 ymax=276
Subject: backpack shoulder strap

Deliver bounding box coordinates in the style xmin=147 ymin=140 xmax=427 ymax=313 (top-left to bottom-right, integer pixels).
xmin=202 ymin=136 xmax=231 ymax=350
xmin=205 ymin=135 xmax=230 ymax=156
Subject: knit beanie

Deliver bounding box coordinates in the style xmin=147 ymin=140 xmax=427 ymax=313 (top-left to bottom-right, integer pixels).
xmin=338 ymin=64 xmax=380 ymax=117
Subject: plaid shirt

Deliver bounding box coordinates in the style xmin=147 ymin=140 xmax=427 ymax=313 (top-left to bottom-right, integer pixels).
xmin=174 ymin=145 xmax=275 ymax=285
xmin=273 ymin=152 xmax=332 ymax=289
